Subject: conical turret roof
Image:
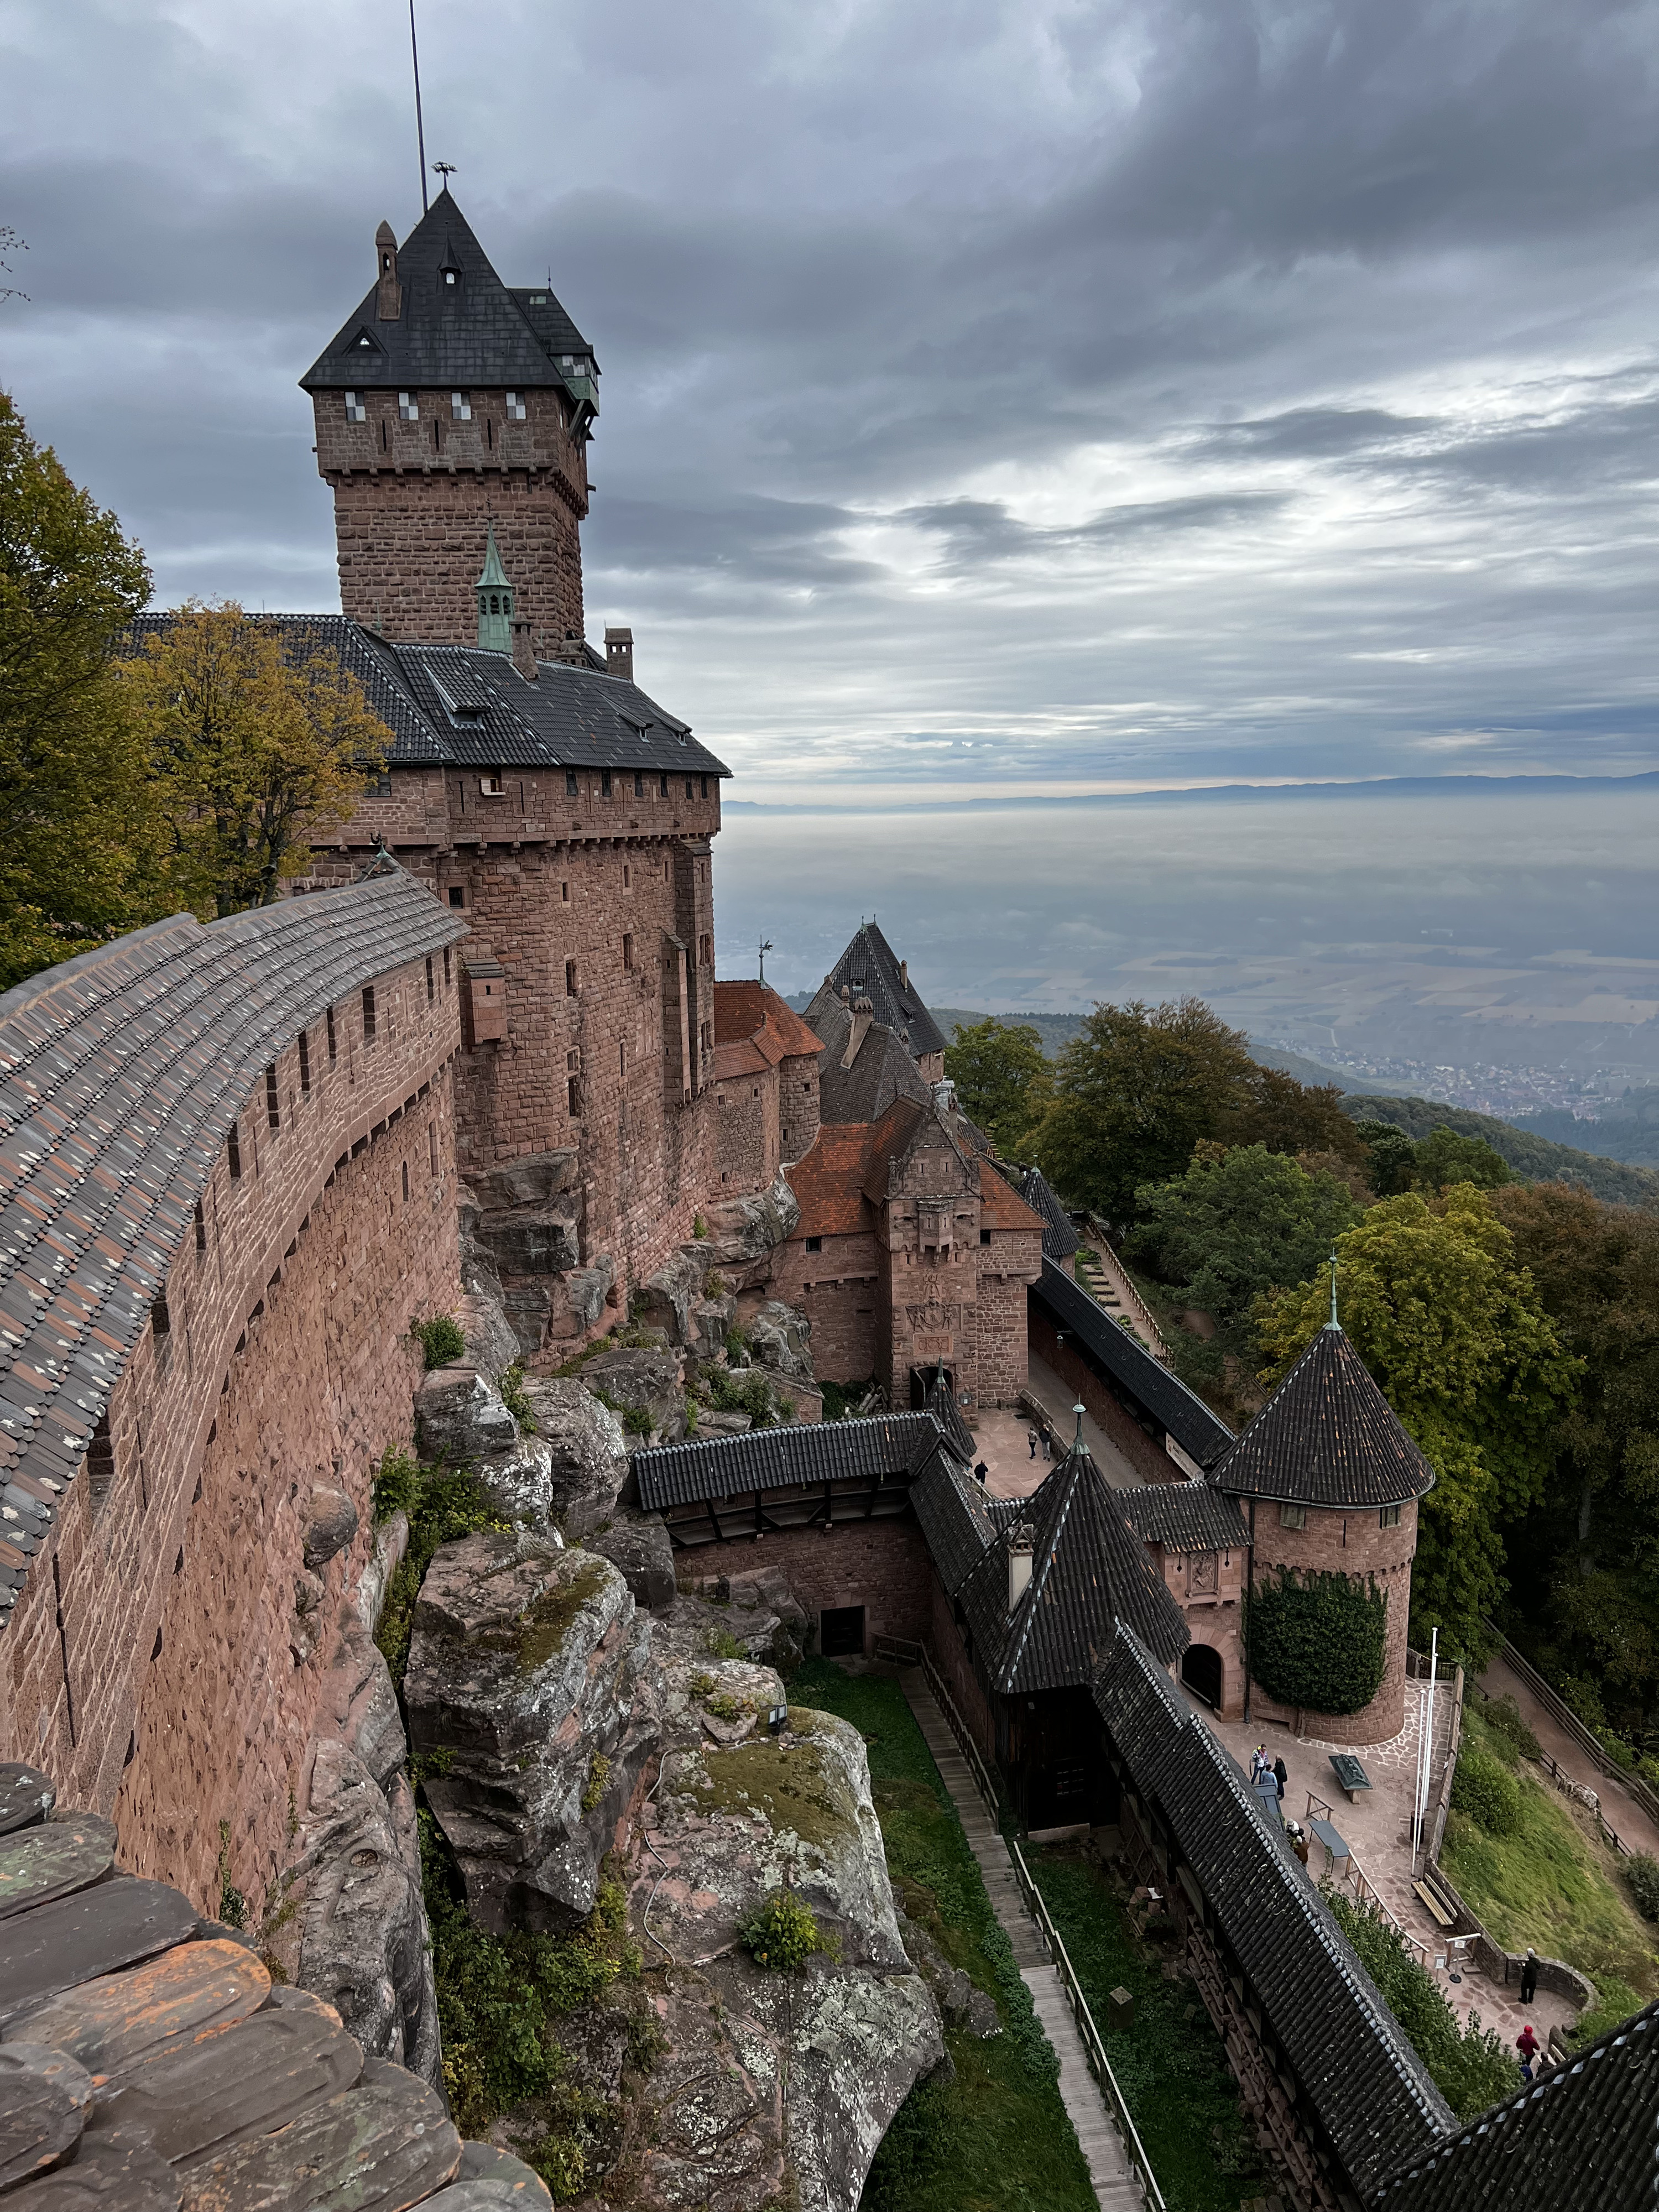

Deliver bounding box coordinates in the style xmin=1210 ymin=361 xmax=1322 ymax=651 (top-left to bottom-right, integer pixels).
xmin=958 ymin=1439 xmax=1188 ymax=1693
xmin=476 ymin=524 xmax=510 ymax=590
xmin=1212 ymin=1327 xmax=1434 ymax=1509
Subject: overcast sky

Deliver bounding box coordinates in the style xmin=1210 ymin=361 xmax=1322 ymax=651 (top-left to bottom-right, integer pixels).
xmin=4 ymin=0 xmax=1658 ymax=801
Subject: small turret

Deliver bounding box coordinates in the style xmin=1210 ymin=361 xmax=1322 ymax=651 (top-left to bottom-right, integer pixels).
xmin=476 ymin=525 xmax=513 ymax=653
xmin=375 ymin=220 xmax=401 ymax=321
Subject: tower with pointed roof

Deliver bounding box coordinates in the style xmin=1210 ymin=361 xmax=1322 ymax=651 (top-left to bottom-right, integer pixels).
xmin=1211 ymin=1321 xmax=1436 ymax=1743
xmin=301 ymin=190 xmax=597 ymax=651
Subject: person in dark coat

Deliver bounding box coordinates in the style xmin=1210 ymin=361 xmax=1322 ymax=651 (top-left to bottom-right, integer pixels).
xmin=1274 ymin=1756 xmax=1288 ymax=1799
xmin=1520 ymin=1948 xmax=1539 ymax=2005
xmin=1027 ymin=1428 xmax=1039 ymax=1459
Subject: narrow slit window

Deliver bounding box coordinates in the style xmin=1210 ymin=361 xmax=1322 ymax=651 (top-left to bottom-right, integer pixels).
xmin=601 ymin=770 xmax=612 ymax=798
xmin=623 ymin=933 xmax=634 ymax=971
xmin=152 ymin=1293 xmax=171 ymax=1337
xmin=401 ymin=1161 xmax=410 ymax=1201
xmin=633 ymin=770 xmax=644 ymax=798
xmin=362 ymin=986 xmax=377 ymax=1042
xmin=326 ymin=1005 xmax=337 ymax=1062
xmin=567 ymin=1075 xmax=581 ymax=1118
xmin=227 ymin=1121 xmax=242 ymax=1178
xmin=566 ymin=958 xmax=578 ymax=997
xmin=298 ymin=1029 xmax=311 ymax=1094
xmin=566 ymin=770 xmax=579 ymax=796
xmin=194 ymin=1199 xmax=207 ymax=1250
xmin=443 ymin=946 xmax=452 ymax=985
xmin=429 ymin=1124 xmax=439 ymax=1173
xmin=426 ymin=956 xmax=435 ymax=1004
xmin=265 ymin=1066 xmax=280 ymax=1130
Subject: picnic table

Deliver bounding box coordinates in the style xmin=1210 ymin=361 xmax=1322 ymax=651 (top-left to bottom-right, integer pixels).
xmin=1329 ymin=1753 xmax=1372 ymax=1803
xmin=1310 ymin=1817 xmax=1350 ymax=1867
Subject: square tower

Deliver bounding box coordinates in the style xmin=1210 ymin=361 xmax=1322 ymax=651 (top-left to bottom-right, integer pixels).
xmin=300 ymin=191 xmax=597 ymax=649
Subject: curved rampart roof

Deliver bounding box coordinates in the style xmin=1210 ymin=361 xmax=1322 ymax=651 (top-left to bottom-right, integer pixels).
xmin=0 ymin=863 xmax=465 ymax=1635
xmin=1211 ymin=1326 xmax=1436 ymax=1509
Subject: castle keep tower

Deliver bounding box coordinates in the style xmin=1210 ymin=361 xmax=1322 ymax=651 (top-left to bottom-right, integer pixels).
xmin=301 ymin=191 xmax=597 ymax=648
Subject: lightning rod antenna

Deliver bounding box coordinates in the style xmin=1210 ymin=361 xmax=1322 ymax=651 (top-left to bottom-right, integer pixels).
xmin=409 ymin=0 xmax=429 ymax=214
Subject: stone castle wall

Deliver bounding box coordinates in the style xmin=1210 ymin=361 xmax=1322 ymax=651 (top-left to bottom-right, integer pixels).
xmin=1244 ymin=1499 xmax=1418 ymax=1745
xmin=1027 ymin=1303 xmax=1178 ymax=1483
xmin=671 ymin=1517 xmax=935 ymax=1658
xmin=1 ymin=946 xmax=463 ymax=1917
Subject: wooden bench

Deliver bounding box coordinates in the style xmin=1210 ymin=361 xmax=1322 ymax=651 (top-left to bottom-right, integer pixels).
xmin=1413 ymin=1879 xmax=1456 ymax=1929
xmin=1329 ymin=1753 xmax=1373 ymax=1803
xmin=1310 ymin=1817 xmax=1350 ymax=1868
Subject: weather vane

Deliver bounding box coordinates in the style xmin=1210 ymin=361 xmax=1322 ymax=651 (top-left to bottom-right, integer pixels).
xmin=433 ymin=161 xmax=456 ymax=185
xmin=758 ymin=938 xmax=774 ymax=985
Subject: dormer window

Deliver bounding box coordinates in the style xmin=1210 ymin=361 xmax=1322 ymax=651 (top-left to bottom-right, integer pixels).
xmin=451 ymin=392 xmax=472 ymax=420
xmin=529 ymin=293 xmax=547 ymax=305
xmin=505 ymin=391 xmax=526 ymax=420
xmin=441 ymin=264 xmax=460 ymax=288
xmin=344 ymin=391 xmax=367 ymax=422
xmin=398 ymin=392 xmax=419 ymax=422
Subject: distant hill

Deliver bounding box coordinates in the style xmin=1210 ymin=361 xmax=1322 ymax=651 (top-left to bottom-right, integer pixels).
xmin=1341 ymin=1095 xmax=1659 ymax=1206
xmin=1509 ymin=1094 xmax=1659 ymax=1171
xmin=1249 ymin=1045 xmax=1400 ymax=1097
xmin=785 ymin=995 xmax=1087 ymax=1057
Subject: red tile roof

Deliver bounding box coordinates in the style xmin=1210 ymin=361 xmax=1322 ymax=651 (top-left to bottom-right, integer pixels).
xmin=785 ymin=1124 xmax=881 ymax=1237
xmin=713 ymin=981 xmax=824 ymax=1065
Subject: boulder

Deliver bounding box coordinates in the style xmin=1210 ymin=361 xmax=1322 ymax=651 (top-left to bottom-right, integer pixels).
xmin=695 ymin=1408 xmax=752 ymax=1437
xmin=416 ymin=1369 xmax=519 ymax=1463
xmin=689 ymin=1291 xmax=737 ymax=1361
xmin=564 ymin=1255 xmax=616 ymax=1334
xmin=634 ymin=1247 xmax=711 ymax=1346
xmin=405 ymin=1533 xmax=656 ymax=1933
xmin=748 ymin=1300 xmax=815 ymax=1384
xmin=580 ymin=1348 xmax=687 ymax=1446
xmin=302 ymin=1484 xmax=359 ymax=1572
xmin=660 ymin=1573 xmax=806 ymax=1673
xmin=466 ymin=1149 xmax=579 ymax=1212
xmin=588 ymin=1514 xmax=677 ymax=1611
xmin=698 ymin=1171 xmax=801 ymax=1265
xmin=457 ymin=1288 xmax=521 ymax=1381
xmin=518 ymin=1378 xmax=630 ymax=1537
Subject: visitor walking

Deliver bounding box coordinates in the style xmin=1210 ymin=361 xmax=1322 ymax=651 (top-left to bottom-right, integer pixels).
xmin=1517 ymin=2024 xmax=1540 ymax=2073
xmin=1273 ymin=1756 xmax=1288 ymax=1799
xmin=1250 ymin=1745 xmax=1271 ymax=1786
xmin=1042 ymin=1430 xmax=1052 ymax=1460
xmin=1520 ymin=1948 xmax=1539 ymax=2005
xmin=1027 ymin=1428 xmax=1039 ymax=1460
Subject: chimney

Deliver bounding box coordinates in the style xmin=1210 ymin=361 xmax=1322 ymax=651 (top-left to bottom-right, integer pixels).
xmin=552 ymin=628 xmax=588 ymax=667
xmin=510 ymin=615 xmax=538 ymax=682
xmin=900 ymin=959 xmax=908 ymax=990
xmin=375 ymin=221 xmax=402 ymax=321
xmin=604 ymin=625 xmax=635 ymax=684
xmin=1008 ymin=1522 xmax=1034 ymax=1612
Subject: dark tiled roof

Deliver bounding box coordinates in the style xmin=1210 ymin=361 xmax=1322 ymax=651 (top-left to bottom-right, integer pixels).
xmin=1117 ymin=1481 xmax=1249 ymax=1554
xmin=810 ymin=925 xmax=947 ymax=1061
xmin=0 ymin=863 xmax=465 ymax=1634
xmin=1034 ymin=1259 xmax=1234 ymax=1469
xmin=1371 ymin=1997 xmax=1659 ymax=2211
xmin=1212 ymin=1327 xmax=1436 ymax=1509
xmin=126 ymin=618 xmax=729 ymax=782
xmin=911 ymin=1448 xmax=1003 ymax=1595
xmin=1095 ymin=1626 xmax=1453 ymax=2198
xmin=956 ymin=1447 xmax=1189 ymax=1694
xmin=805 ymin=998 xmax=932 ymax=1125
xmin=301 ymin=190 xmax=592 ymax=393
xmin=922 ymin=1362 xmax=978 ymax=1462
xmin=1014 ymin=1165 xmax=1080 ymax=1261
xmin=632 ymin=1411 xmax=947 ymax=1513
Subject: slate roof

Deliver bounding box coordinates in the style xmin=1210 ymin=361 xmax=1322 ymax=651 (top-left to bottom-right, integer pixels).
xmin=921 ymin=1360 xmax=978 ymax=1462
xmin=956 ymin=1444 xmax=1189 ymax=1694
xmin=1117 ymin=1481 xmax=1249 ymax=1555
xmin=1034 ymin=1259 xmax=1235 ymax=1469
xmin=1094 ymin=1625 xmax=1454 ymax=2198
xmin=301 ymin=189 xmax=593 ymax=393
xmin=127 ymin=617 xmax=729 ymax=782
xmin=910 ymin=1447 xmax=1003 ymax=1594
xmin=1370 ymin=1996 xmax=1659 ymax=2212
xmin=1212 ymin=1326 xmax=1436 ymax=1509
xmin=632 ymin=1410 xmax=950 ymax=1514
xmin=805 ymin=997 xmax=932 ymax=1125
xmin=808 ymin=924 xmax=947 ymax=1062
xmin=1013 ymin=1164 xmax=1081 ymax=1261
xmin=0 ymin=862 xmax=465 ymax=1634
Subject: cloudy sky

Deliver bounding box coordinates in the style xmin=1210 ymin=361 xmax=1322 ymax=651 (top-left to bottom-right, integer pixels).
xmin=4 ymin=0 xmax=1658 ymax=805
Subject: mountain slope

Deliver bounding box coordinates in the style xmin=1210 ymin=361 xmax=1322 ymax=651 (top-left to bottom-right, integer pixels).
xmin=1340 ymin=1096 xmax=1659 ymax=1205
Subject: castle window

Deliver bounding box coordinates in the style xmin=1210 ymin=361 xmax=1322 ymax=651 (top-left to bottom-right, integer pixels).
xmin=401 ymin=1162 xmax=410 ymax=1202
xmin=227 ymin=1121 xmax=242 ymax=1178
xmin=623 ymin=933 xmax=635 ymax=971
xmin=265 ymin=1065 xmax=280 ymax=1131
xmin=399 ymin=392 xmax=419 ymax=422
xmin=701 ymin=775 xmax=709 ymax=798
xmin=451 ymin=390 xmax=472 ymax=419
xmin=685 ymin=776 xmax=694 ymax=798
xmin=505 ymin=390 xmax=526 ymax=420
xmin=659 ymin=773 xmax=669 ymax=797
xmin=806 ymin=1236 xmax=822 ymax=1253
xmin=444 ymin=947 xmax=452 ymax=985
xmin=601 ymin=770 xmax=612 ymax=798
xmin=566 ymin=959 xmax=578 ymax=997
xmin=425 ymin=957 xmax=435 ymax=1005
xmin=1279 ymin=1502 xmax=1307 ymax=1531
xmin=623 ymin=864 xmax=631 ymax=888
xmin=430 ymin=1124 xmax=439 ymax=1173
xmin=344 ymin=390 xmax=367 ymax=421
xmin=298 ymin=1029 xmax=311 ymax=1093
xmin=194 ymin=1199 xmax=207 ymax=1251
xmin=633 ymin=770 xmax=644 ymax=798
xmin=442 ymin=264 xmax=460 ymax=288
xmin=369 ymin=771 xmax=392 ymax=796
xmin=567 ymin=1075 xmax=581 ymax=1117
xmin=1379 ymin=1503 xmax=1401 ymax=1529
xmin=561 ymin=880 xmax=570 ymax=901
xmin=447 ymin=885 xmax=465 ymax=908
xmin=326 ymin=1006 xmax=337 ymax=1062
xmin=152 ymin=1292 xmax=171 ymax=1338
xmin=980 ymin=1228 xmax=992 ymax=1245
xmin=480 ymin=773 xmax=505 ymax=796
xmin=362 ymin=985 xmax=377 ymax=1044
xmin=565 ymin=770 xmax=579 ymax=796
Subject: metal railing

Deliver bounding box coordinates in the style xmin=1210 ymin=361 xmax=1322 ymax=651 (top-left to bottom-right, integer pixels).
xmin=876 ymin=1631 xmax=1164 ymax=2210
xmin=1486 ymin=1625 xmax=1659 ymax=1832
xmin=1079 ymin=1217 xmax=1170 ymax=1361
xmin=1303 ymin=1792 xmax=1439 ymax=1971
xmin=1469 ymin=1667 xmax=1649 ymax=1859
xmin=1008 ymin=1830 xmax=1167 ymax=2212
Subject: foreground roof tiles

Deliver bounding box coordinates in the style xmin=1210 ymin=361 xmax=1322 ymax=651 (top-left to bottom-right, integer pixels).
xmin=1212 ymin=1326 xmax=1436 ymax=1508
xmin=1117 ymin=1479 xmax=1249 ymax=1554
xmin=0 ymin=864 xmax=465 ymax=1634
xmin=1013 ymin=1164 xmax=1081 ymax=1261
xmin=1095 ymin=1625 xmax=1454 ymax=2198
xmin=632 ymin=1410 xmax=949 ymax=1514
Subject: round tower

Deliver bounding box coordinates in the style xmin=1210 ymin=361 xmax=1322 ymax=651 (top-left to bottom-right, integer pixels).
xmin=1212 ymin=1322 xmax=1435 ymax=1745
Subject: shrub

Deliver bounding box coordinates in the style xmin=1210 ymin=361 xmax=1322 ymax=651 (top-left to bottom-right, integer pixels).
xmin=1451 ymin=1745 xmax=1522 ymax=1837
xmin=581 ymin=1754 xmax=611 ymax=1814
xmin=706 ymin=1629 xmax=746 ymax=1662
xmin=1479 ymin=1694 xmax=1542 ymax=1765
xmin=373 ymin=1455 xmax=512 ymax=1689
xmin=215 ymin=1818 xmax=247 ymax=1930
xmin=1245 ymin=1568 xmax=1388 ymax=1716
xmin=740 ymin=1890 xmax=825 ymax=1973
xmin=622 ymin=1406 xmax=653 ymax=1437
xmin=1625 ymin=1854 xmax=1659 ymax=1924
xmin=498 ymin=1364 xmax=536 ymax=1430
xmin=414 ymin=1314 xmax=466 ymax=1369
xmin=371 ymin=1444 xmax=422 ymax=1524
xmin=705 ymin=1692 xmax=747 ymax=1722
xmin=1324 ymin=1890 xmax=1519 ymax=2119
xmin=692 ymin=1213 xmax=707 ymax=1239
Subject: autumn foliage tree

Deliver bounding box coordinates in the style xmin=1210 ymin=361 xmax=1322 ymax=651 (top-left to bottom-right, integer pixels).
xmin=121 ymin=603 xmax=391 ymax=916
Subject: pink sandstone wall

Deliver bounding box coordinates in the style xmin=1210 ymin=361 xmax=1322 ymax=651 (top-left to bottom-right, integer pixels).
xmin=1242 ymin=1498 xmax=1418 ymax=1744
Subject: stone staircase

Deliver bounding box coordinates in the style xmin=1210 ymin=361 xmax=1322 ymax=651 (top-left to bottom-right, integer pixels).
xmin=898 ymin=1670 xmax=1148 ymax=2212
xmin=1073 ymin=1232 xmax=1169 ymax=1363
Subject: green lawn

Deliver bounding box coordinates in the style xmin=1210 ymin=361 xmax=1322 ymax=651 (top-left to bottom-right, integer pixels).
xmin=787 ymin=1661 xmax=1095 ymax=2212
xmin=1027 ymin=1848 xmax=1271 ymax=2212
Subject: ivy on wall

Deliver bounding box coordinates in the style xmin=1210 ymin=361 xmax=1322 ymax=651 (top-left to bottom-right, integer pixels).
xmin=1246 ymin=1567 xmax=1388 ymax=1717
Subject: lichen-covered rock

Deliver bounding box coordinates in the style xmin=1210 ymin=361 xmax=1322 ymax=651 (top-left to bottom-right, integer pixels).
xmin=669 ymin=1568 xmax=808 ymax=1671
xmin=635 ymin=1248 xmax=712 ymax=1346
xmin=457 ymin=1287 xmax=523 ymax=1381
xmin=563 ymin=1255 xmax=616 ymax=1334
xmin=518 ymin=1377 xmax=630 ymax=1537
xmin=589 ymin=1514 xmax=677 ymax=1611
xmin=414 ymin=1368 xmax=557 ymax=1530
xmin=689 ymin=1292 xmax=737 ymax=1362
xmin=302 ymin=1483 xmax=360 ymax=1571
xmin=698 ymin=1173 xmax=801 ymax=1265
xmin=694 ymin=1407 xmax=752 ymax=1437
xmin=581 ymin=1348 xmax=687 ymax=1446
xmin=405 ymin=1533 xmax=656 ymax=1933
xmin=747 ymin=1301 xmax=814 ymax=1385
xmin=615 ymin=1671 xmax=943 ymax=2212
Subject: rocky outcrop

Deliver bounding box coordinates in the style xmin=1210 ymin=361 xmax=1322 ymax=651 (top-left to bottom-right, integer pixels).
xmin=699 ymin=1173 xmax=801 ymax=1266
xmin=635 ymin=1248 xmax=712 ymax=1347
xmin=666 ymin=1567 xmax=808 ymax=1673
xmin=747 ymin=1300 xmax=814 ymax=1385
xmin=462 ymin=1149 xmax=582 ymax=1277
xmin=405 ymin=1533 xmax=656 ymax=1934
xmin=581 ymin=1347 xmax=688 ymax=1446
xmin=518 ymin=1376 xmax=631 ymax=1537
xmin=456 ymin=1150 xmax=616 ymax=1358
xmin=588 ymin=1514 xmax=677 ymax=1611
xmin=615 ymin=1650 xmax=944 ymax=2211
xmin=414 ymin=1367 xmax=559 ymax=1531
xmin=302 ymin=1483 xmax=360 ymax=1572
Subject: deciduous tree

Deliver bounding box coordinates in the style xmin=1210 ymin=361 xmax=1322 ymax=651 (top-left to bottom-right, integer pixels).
xmin=943 ymin=1019 xmax=1052 ymax=1155
xmin=1255 ymin=1186 xmax=1580 ymax=1663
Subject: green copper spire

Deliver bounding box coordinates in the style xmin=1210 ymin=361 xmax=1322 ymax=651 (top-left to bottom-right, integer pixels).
xmin=476 ymin=524 xmax=513 ymax=652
